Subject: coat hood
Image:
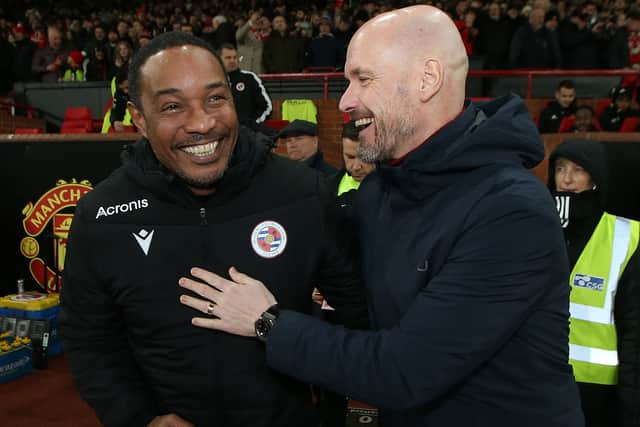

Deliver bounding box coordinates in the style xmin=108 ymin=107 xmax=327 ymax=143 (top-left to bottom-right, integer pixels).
xmin=121 ymin=126 xmax=271 ymax=206
xmin=547 ymin=138 xmax=608 ymax=194
xmin=378 ymin=94 xmax=543 ymax=200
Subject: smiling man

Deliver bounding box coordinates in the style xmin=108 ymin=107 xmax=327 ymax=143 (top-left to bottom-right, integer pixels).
xmin=58 ymin=31 xmax=367 ymax=427
xmin=178 ymin=5 xmax=584 ymax=427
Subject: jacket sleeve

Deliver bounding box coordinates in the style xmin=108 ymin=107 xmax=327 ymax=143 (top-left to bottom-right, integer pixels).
xmin=615 ymin=248 xmax=640 ymax=427
xmin=265 ymin=191 xmax=560 ymax=410
xmin=59 ymin=202 xmax=159 ymax=427
xmin=235 ymin=20 xmax=251 ymax=44
xmin=262 ymin=40 xmax=274 ymax=73
xmin=314 ymin=178 xmax=369 ymax=330
xmin=598 ymin=108 xmax=615 ymax=132
xmin=110 ymin=89 xmax=128 ymax=124
xmin=508 ymin=28 xmax=524 ymax=68
xmin=248 ymin=72 xmax=272 ymax=124
xmin=538 ymin=107 xmax=553 ymax=134
xmin=549 ymin=31 xmax=563 ymax=68
xmin=31 ymin=49 xmax=49 ymax=75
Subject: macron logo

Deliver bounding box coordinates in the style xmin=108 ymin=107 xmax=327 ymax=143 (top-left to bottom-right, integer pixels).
xmin=133 ymin=229 xmax=154 ymax=256
xmin=96 ymin=199 xmax=149 ymax=219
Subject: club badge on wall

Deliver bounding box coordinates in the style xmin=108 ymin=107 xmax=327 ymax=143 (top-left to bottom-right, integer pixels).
xmin=20 ymin=179 xmax=93 ymax=292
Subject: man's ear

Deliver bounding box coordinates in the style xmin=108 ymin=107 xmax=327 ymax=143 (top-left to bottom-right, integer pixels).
xmin=128 ymin=101 xmax=148 ymax=138
xmin=419 ymin=59 xmax=443 ymax=103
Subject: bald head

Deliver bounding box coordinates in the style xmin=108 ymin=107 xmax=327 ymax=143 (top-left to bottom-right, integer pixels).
xmin=339 ymin=6 xmax=469 ymax=161
xmin=354 ymin=6 xmax=468 ymax=80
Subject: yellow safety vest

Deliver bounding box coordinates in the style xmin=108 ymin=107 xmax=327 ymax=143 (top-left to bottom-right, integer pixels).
xmin=569 ymin=212 xmax=639 ymax=385
xmin=281 ymin=99 xmax=317 ymax=124
xmin=337 ymin=173 xmax=360 ymax=196
xmin=62 ymin=69 xmax=85 ymax=81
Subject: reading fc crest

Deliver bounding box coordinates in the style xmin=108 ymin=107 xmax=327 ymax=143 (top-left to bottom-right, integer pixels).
xmin=251 ymin=221 xmax=287 ymax=258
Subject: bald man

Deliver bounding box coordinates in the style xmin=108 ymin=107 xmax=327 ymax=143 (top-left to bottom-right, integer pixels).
xmin=179 ymin=6 xmax=584 ymax=426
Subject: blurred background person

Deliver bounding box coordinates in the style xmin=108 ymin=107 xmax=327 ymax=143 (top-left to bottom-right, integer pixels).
xmin=218 ymin=43 xmax=273 ymax=133
xmin=538 ymin=79 xmax=577 ymax=133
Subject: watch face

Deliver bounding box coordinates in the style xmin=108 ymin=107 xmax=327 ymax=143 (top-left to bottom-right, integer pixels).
xmin=255 ymin=317 xmax=275 ymax=341
xmin=256 ymin=319 xmax=268 ymax=337
xmin=255 ymin=306 xmax=279 ymax=342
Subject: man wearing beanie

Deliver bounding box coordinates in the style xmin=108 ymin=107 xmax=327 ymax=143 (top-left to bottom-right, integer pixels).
xmin=549 ymin=138 xmax=640 ymax=427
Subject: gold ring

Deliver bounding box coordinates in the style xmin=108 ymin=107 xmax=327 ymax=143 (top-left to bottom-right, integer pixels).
xmin=206 ymin=302 xmax=215 ymax=315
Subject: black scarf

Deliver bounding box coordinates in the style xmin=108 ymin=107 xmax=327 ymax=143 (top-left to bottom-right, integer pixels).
xmin=552 ymin=189 xmax=604 ymax=267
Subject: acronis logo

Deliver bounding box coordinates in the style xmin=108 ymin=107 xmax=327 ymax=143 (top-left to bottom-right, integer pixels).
xmin=573 ymin=274 xmax=605 ymax=291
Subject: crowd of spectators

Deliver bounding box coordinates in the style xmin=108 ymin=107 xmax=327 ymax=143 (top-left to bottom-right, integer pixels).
xmin=2 ymin=0 xmax=640 ymax=98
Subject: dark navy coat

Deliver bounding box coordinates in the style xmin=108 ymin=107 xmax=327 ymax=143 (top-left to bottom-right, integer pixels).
xmin=266 ymin=95 xmax=585 ymax=427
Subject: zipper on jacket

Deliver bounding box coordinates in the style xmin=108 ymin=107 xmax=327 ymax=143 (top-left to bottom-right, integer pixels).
xmin=200 ymin=207 xmax=207 ymax=225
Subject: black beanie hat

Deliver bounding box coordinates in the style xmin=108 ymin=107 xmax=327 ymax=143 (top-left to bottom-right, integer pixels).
xmin=548 ymin=138 xmax=608 ymax=193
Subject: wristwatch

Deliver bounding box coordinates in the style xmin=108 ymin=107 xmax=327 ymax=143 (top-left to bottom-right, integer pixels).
xmin=254 ymin=304 xmax=280 ymax=342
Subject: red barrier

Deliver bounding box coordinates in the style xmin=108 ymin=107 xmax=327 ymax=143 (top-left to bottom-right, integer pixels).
xmin=260 ymin=69 xmax=640 ymax=100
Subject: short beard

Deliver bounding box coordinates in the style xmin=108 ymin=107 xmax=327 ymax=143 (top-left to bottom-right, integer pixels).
xmin=358 ymin=92 xmax=418 ymax=162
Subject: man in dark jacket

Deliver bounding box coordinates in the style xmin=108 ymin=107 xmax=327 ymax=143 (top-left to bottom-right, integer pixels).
xmin=218 ymin=43 xmax=273 ymax=131
xmin=509 ymin=7 xmax=563 ymax=68
xmin=278 ymin=119 xmax=337 ymax=175
xmin=549 ymin=139 xmax=640 ymax=427
xmin=10 ymin=24 xmax=37 ymax=83
xmin=179 ymin=6 xmax=585 ymax=427
xmin=306 ymin=16 xmax=346 ymax=71
xmin=262 ymin=15 xmax=306 ymax=73
xmin=58 ymin=31 xmax=367 ymax=427
xmin=599 ymin=85 xmax=640 ymax=132
xmin=538 ymin=79 xmax=577 ymax=133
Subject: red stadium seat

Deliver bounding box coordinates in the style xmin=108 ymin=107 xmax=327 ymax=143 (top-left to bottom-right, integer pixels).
xmin=263 ymin=119 xmax=290 ymax=130
xmin=62 ymin=106 xmax=94 ymax=133
xmin=64 ymin=106 xmax=92 ymax=121
xmin=595 ymin=99 xmax=612 ymax=118
xmin=558 ymin=116 xmax=576 ymax=133
xmin=620 ymin=117 xmax=640 ymax=133
xmin=60 ymin=122 xmax=92 ymax=133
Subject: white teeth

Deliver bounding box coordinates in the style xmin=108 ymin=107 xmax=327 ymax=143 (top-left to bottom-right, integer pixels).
xmin=182 ymin=142 xmax=218 ymax=157
xmin=355 ymin=117 xmax=374 ymax=127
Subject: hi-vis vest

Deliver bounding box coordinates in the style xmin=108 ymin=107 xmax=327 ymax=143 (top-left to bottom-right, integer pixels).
xmin=62 ymin=68 xmax=85 ymax=81
xmin=281 ymin=99 xmax=318 ymax=124
xmin=569 ymin=213 xmax=639 ymax=385
xmin=337 ymin=173 xmax=360 ymax=196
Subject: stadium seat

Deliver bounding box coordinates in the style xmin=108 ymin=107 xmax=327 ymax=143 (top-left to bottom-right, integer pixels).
xmin=62 ymin=106 xmax=93 ymax=133
xmin=60 ymin=122 xmax=92 ymax=133
xmin=595 ymin=99 xmax=612 ymax=118
xmin=64 ymin=106 xmax=92 ymax=121
xmin=558 ymin=116 xmax=576 ymax=133
xmin=263 ymin=119 xmax=290 ymax=130
xmin=620 ymin=117 xmax=640 ymax=133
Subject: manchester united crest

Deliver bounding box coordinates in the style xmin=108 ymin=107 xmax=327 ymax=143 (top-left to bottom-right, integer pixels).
xmin=20 ymin=178 xmax=93 ymax=292
xmin=250 ymin=221 xmax=287 ymax=258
